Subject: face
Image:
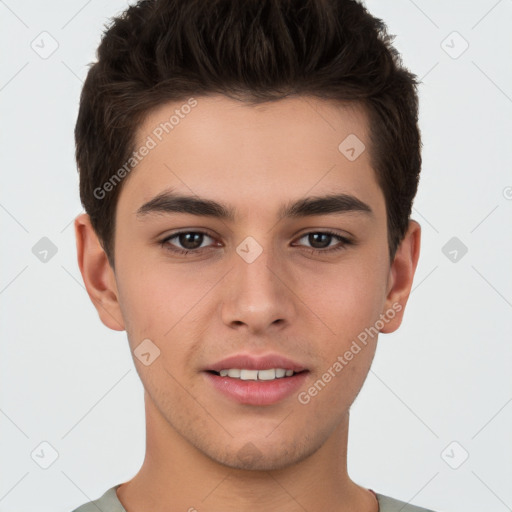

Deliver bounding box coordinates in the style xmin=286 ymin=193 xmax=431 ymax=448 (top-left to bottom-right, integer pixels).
xmin=89 ymin=95 xmax=409 ymax=471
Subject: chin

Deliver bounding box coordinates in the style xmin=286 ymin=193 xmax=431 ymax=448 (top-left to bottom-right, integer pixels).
xmin=204 ymin=436 xmax=320 ymax=472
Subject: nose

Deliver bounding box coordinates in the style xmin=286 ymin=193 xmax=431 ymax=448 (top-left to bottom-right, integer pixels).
xmin=220 ymin=241 xmax=297 ymax=335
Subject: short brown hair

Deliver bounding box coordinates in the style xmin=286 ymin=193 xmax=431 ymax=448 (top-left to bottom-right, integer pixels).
xmin=75 ymin=0 xmax=422 ymax=268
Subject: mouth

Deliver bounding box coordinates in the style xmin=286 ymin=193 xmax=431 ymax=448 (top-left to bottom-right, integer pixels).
xmin=203 ymin=367 xmax=309 ymax=406
xmin=203 ymin=352 xmax=309 ymax=405
xmin=206 ymin=368 xmax=307 ymax=381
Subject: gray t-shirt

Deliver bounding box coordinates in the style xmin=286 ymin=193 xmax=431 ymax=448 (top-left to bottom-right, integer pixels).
xmin=71 ymin=484 xmax=440 ymax=511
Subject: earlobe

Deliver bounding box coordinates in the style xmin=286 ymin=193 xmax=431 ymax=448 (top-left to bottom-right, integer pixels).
xmin=379 ymin=219 xmax=421 ymax=334
xmin=74 ymin=213 xmax=125 ymax=331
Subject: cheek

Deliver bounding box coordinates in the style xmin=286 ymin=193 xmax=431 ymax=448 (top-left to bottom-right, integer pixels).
xmin=297 ymin=258 xmax=388 ymax=342
xmin=115 ymin=266 xmax=204 ymax=394
xmin=295 ymin=267 xmax=384 ymax=412
xmin=115 ymin=259 xmax=218 ymax=344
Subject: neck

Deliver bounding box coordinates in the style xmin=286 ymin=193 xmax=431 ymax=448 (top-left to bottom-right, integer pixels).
xmin=116 ymin=392 xmax=377 ymax=512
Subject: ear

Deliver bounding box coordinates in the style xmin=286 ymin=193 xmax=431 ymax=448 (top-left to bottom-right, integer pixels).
xmin=379 ymin=219 xmax=421 ymax=334
xmin=74 ymin=213 xmax=125 ymax=331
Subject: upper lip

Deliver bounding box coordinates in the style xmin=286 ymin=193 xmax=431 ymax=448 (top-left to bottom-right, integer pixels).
xmin=206 ymin=353 xmax=307 ymax=373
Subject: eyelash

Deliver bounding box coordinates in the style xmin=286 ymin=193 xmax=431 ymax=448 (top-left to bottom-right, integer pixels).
xmin=159 ymin=230 xmax=353 ymax=256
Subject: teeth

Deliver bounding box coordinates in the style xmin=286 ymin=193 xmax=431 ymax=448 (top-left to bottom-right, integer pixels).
xmin=216 ymin=368 xmax=297 ymax=380
xmin=240 ymin=369 xmax=258 ymax=380
xmin=258 ymin=369 xmax=277 ymax=381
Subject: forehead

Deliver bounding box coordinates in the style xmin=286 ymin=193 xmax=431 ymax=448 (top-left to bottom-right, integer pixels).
xmin=133 ymin=94 xmax=369 ymax=159
xmin=117 ymin=94 xmax=384 ymax=223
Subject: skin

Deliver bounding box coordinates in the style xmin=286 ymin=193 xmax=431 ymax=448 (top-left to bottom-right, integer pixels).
xmin=75 ymin=94 xmax=421 ymax=512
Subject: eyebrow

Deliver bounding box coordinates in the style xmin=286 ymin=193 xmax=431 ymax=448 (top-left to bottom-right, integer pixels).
xmin=135 ymin=188 xmax=373 ymax=221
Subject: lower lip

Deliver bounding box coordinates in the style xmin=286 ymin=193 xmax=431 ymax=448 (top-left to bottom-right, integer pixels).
xmin=203 ymin=371 xmax=309 ymax=406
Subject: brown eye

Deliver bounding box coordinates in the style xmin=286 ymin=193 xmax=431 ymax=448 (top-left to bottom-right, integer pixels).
xmin=305 ymin=232 xmax=334 ymax=249
xmin=175 ymin=232 xmax=207 ymax=250
xmin=295 ymin=231 xmax=352 ymax=253
xmin=160 ymin=231 xmax=217 ymax=254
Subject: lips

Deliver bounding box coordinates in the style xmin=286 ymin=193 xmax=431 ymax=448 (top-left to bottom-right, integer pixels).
xmin=203 ymin=353 xmax=309 ymax=405
xmin=205 ymin=353 xmax=307 ymax=373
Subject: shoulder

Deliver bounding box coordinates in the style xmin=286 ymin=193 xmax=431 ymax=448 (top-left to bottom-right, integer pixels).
xmin=375 ymin=492 xmax=441 ymax=512
xmin=70 ymin=485 xmax=126 ymax=512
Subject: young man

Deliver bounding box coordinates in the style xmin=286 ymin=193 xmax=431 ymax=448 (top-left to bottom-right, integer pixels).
xmin=71 ymin=0 xmax=436 ymax=510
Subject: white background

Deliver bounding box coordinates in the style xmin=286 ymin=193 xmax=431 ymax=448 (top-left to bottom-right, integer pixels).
xmin=1 ymin=1 xmax=511 ymax=511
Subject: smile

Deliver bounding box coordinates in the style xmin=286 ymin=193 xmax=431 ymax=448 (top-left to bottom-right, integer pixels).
xmin=204 ymin=369 xmax=309 ymax=405
xmin=212 ymin=368 xmax=298 ymax=380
